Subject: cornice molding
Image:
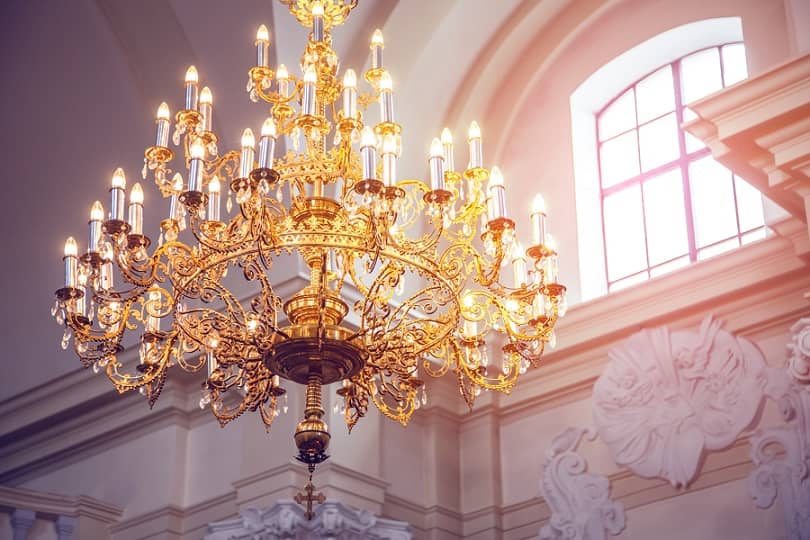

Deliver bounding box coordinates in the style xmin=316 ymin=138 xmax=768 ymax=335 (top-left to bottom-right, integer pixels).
xmin=0 ymin=485 xmax=122 ymax=524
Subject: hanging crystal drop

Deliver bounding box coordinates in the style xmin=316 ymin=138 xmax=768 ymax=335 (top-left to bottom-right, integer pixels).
xmin=462 ymin=223 xmax=472 ymax=236
xmin=226 ymin=190 xmax=233 ymax=213
xmin=414 ymin=397 xmax=421 ymax=410
xmin=51 ymin=300 xmax=59 ymax=317
xmin=56 ymin=309 xmax=65 ymax=325
xmin=333 ymin=130 xmax=342 ymax=146
xmin=275 ymin=185 xmax=283 ymax=203
xmin=549 ymin=331 xmax=557 ymax=349
xmin=558 ymin=295 xmax=568 ymax=317
xmin=92 ymin=361 xmax=100 ymax=374
xmin=258 ymin=179 xmax=269 ymax=196
xmin=421 ymin=387 xmax=428 ymax=406
xmin=142 ymin=159 xmax=148 ymax=179
xmin=291 ymin=127 xmax=301 ymax=151
xmin=481 ymin=348 xmax=489 ymax=367
xmin=172 ymin=129 xmax=181 ymax=146
xmin=61 ymin=329 xmax=71 ymax=350
xmin=246 ymin=78 xmax=254 ymax=93
xmin=474 ymin=385 xmax=481 ymax=397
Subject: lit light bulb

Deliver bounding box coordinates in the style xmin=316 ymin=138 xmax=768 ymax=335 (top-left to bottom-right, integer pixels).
xmin=208 ymin=177 xmax=220 ymax=193
xmin=130 ymin=183 xmax=144 ymax=204
xmin=379 ymin=71 xmax=393 ymax=91
xmin=441 ymin=127 xmax=453 ymax=145
xmin=241 ymin=128 xmax=255 ymax=148
xmin=533 ymin=194 xmax=546 ymax=214
xmin=172 ymin=173 xmax=184 ymax=191
xmin=276 ymin=64 xmax=289 ymax=80
xmin=200 ymin=87 xmax=213 ymax=105
xmin=185 ymin=65 xmax=198 ymax=83
xmin=190 ymin=138 xmax=206 ymax=159
xmin=382 ymin=134 xmax=397 ymax=154
xmin=360 ymin=126 xmax=376 ymax=147
xmin=111 ymin=167 xmax=126 ymax=189
xmin=343 ymin=68 xmax=357 ymax=88
xmin=468 ymin=121 xmax=481 ymax=140
xmin=156 ymin=102 xmax=170 ymax=120
xmin=90 ymin=201 xmax=104 ymax=221
xmin=261 ymin=117 xmax=277 ymax=138
xmin=371 ymin=29 xmax=384 ymax=47
xmin=462 ymin=292 xmax=474 ymax=308
xmin=312 ymin=1 xmax=324 ymax=16
xmin=489 ymin=166 xmax=504 ymax=187
xmin=430 ymin=137 xmax=443 ymax=158
xmin=304 ymin=65 xmax=317 ymax=84
xmin=256 ymin=24 xmax=270 ymax=43
xmin=64 ymin=237 xmax=78 ymax=257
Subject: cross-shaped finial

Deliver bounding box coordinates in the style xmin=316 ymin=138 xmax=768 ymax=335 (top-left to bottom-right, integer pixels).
xmin=294 ymin=481 xmax=326 ymax=520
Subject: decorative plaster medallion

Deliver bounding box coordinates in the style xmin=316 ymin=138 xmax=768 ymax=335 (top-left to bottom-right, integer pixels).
xmin=204 ymin=500 xmax=412 ymax=540
xmin=593 ymin=317 xmax=767 ymax=487
xmin=748 ymin=367 xmax=810 ymax=540
xmin=539 ymin=427 xmax=625 ymax=540
xmin=787 ymin=318 xmax=810 ymax=384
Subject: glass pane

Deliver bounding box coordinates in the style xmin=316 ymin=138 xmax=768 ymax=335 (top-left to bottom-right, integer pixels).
xmin=636 ymin=66 xmax=675 ymax=124
xmin=598 ymin=88 xmax=636 ymax=141
xmin=650 ymin=255 xmax=690 ymax=278
xmin=698 ymin=237 xmax=740 ymax=260
xmin=639 ymin=113 xmax=679 ymax=171
xmin=603 ymin=185 xmax=647 ymax=281
xmin=609 ymin=271 xmax=648 ymax=292
xmin=722 ymin=43 xmax=748 ymax=86
xmin=689 ymin=156 xmax=737 ymax=247
xmin=600 ymin=130 xmax=639 ymax=188
xmin=681 ymin=48 xmax=723 ymax=104
xmin=741 ymin=228 xmax=766 ymax=245
xmin=734 ymin=175 xmax=765 ymax=232
xmin=643 ymin=169 xmax=689 ymax=265
xmin=685 ymin=132 xmax=705 ymax=153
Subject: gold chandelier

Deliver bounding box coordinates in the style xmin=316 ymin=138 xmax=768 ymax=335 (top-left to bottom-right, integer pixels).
xmin=53 ymin=0 xmax=565 ymax=491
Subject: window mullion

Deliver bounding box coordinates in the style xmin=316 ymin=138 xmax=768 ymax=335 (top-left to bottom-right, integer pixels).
xmin=672 ymin=58 xmax=698 ymax=262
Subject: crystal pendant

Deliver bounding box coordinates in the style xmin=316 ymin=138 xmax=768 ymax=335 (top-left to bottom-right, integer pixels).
xmin=226 ymin=191 xmax=233 ymax=213
xmin=275 ymin=186 xmax=283 ymax=203
xmin=61 ymin=330 xmax=71 ymax=350
xmin=548 ymin=331 xmax=557 ymax=349
xmin=51 ymin=300 xmax=59 ymax=317
xmin=462 ymin=223 xmax=472 ymax=236
xmin=92 ymin=362 xmax=100 ymax=374
xmin=141 ymin=160 xmax=148 ymax=179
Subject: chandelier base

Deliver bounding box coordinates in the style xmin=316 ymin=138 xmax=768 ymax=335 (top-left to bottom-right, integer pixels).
xmin=267 ymin=327 xmax=365 ymax=385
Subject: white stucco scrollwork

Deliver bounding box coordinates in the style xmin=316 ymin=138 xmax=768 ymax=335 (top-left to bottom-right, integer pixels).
xmin=204 ymin=500 xmax=412 ymax=540
xmin=748 ymin=367 xmax=810 ymax=540
xmin=592 ymin=317 xmax=767 ymax=487
xmin=538 ymin=427 xmax=625 ymax=540
xmin=788 ymin=318 xmax=810 ymax=384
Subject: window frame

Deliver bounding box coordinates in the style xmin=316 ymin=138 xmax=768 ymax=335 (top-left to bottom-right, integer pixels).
xmin=594 ymin=42 xmax=762 ymax=291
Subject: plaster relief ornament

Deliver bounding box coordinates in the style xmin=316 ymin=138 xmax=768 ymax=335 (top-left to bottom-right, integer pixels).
xmin=539 ymin=427 xmax=625 ymax=540
xmin=204 ymin=500 xmax=412 ymax=540
xmin=787 ymin=318 xmax=810 ymax=384
xmin=748 ymin=367 xmax=810 ymax=540
xmin=592 ymin=317 xmax=767 ymax=487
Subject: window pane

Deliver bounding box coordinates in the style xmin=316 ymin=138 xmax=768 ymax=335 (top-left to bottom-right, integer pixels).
xmin=609 ymin=271 xmax=648 ymax=292
xmin=681 ymin=48 xmax=722 ymax=103
xmin=598 ymin=88 xmax=636 ymax=141
xmin=689 ymin=156 xmax=737 ymax=247
xmin=636 ymin=66 xmax=675 ymax=124
xmin=650 ymin=255 xmax=690 ymax=278
xmin=722 ymin=43 xmax=748 ymax=86
xmin=643 ymin=169 xmax=689 ymax=265
xmin=734 ymin=175 xmax=765 ymax=232
xmin=741 ymin=228 xmax=766 ymax=245
xmin=603 ymin=185 xmax=647 ymax=281
xmin=639 ymin=113 xmax=679 ymax=171
xmin=600 ymin=130 xmax=639 ymax=188
xmin=698 ymin=237 xmax=740 ymax=260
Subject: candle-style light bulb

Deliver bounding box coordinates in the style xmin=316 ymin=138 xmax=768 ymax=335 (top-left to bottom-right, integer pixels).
xmin=276 ymin=64 xmax=290 ymax=97
xmin=531 ymin=194 xmax=547 ymax=248
xmin=429 ymin=137 xmax=446 ymax=192
xmin=370 ymin=29 xmax=384 ymax=69
xmin=199 ymin=87 xmax=213 ymax=132
xmin=89 ymin=201 xmax=104 ymax=253
xmin=468 ymin=121 xmax=483 ymax=169
xmin=110 ymin=167 xmax=126 ymax=221
xmin=258 ymin=118 xmax=277 ymax=169
xmin=312 ymin=1 xmax=325 ymax=42
xmin=382 ymin=134 xmax=397 ymax=187
xmin=512 ymin=241 xmax=527 ymax=287
xmin=189 ymin=138 xmax=205 ymax=192
xmin=239 ymin=128 xmax=256 ymax=179
xmin=256 ymin=24 xmax=270 ymax=67
xmin=208 ymin=176 xmax=221 ymax=222
xmin=440 ymin=128 xmax=455 ymax=172
xmin=360 ymin=126 xmax=377 ymax=181
xmin=302 ymin=65 xmax=317 ymax=116
xmin=64 ymin=236 xmax=78 ymax=287
xmin=379 ymin=71 xmax=394 ymax=123
xmin=342 ymin=69 xmax=357 ymax=119
xmin=129 ymin=183 xmax=144 ymax=235
xmin=169 ymin=173 xmax=183 ymax=221
xmin=487 ymin=166 xmax=506 ymax=220
xmin=155 ymin=102 xmax=171 ymax=147
xmin=184 ymin=65 xmax=199 ymax=111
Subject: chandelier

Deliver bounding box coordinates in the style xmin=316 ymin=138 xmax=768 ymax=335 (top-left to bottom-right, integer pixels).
xmin=53 ymin=0 xmax=565 ymax=508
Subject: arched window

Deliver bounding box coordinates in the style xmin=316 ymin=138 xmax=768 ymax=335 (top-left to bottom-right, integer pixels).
xmin=594 ymin=42 xmax=766 ymax=292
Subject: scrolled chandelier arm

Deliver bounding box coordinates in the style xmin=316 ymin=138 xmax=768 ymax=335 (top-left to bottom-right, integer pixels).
xmin=53 ymin=0 xmax=566 ymax=478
